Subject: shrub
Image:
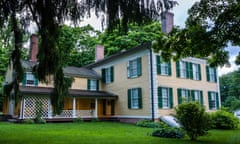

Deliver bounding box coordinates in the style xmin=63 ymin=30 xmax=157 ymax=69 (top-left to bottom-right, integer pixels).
xmin=136 ymin=119 xmax=167 ymax=128
xmin=91 ymin=118 xmax=99 ymax=122
xmin=175 ymin=102 xmax=211 ymax=141
xmin=152 ymin=127 xmax=185 ymax=139
xmin=74 ymin=117 xmax=84 ymax=123
xmin=211 ymin=110 xmax=239 ymax=129
xmin=34 ymin=117 xmax=46 ymax=124
xmin=23 ymin=119 xmax=34 ymax=124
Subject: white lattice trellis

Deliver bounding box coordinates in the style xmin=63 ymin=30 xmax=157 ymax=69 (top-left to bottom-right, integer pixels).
xmin=23 ymin=96 xmax=49 ymax=119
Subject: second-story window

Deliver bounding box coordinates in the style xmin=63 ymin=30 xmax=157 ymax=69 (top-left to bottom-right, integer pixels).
xmin=127 ymin=57 xmax=142 ymax=78
xmin=176 ymin=61 xmax=188 ymax=78
xmin=192 ymin=63 xmax=201 ymax=80
xmin=206 ymin=66 xmax=217 ymax=82
xmin=22 ymin=72 xmax=38 ymax=86
xmin=87 ymin=79 xmax=99 ymax=91
xmin=156 ymin=55 xmax=171 ymax=76
xmin=102 ymin=66 xmax=114 ymax=84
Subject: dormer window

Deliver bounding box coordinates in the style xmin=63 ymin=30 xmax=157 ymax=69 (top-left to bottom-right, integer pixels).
xmin=22 ymin=72 xmax=38 ymax=86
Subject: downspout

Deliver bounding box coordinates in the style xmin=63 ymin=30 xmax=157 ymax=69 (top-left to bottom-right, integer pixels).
xmin=149 ymin=47 xmax=155 ymax=121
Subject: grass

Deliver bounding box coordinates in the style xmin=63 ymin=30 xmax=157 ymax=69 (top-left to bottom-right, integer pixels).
xmin=0 ymin=122 xmax=240 ymax=144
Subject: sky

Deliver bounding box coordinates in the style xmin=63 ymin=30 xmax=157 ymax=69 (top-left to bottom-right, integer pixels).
xmin=171 ymin=0 xmax=240 ymax=76
xmin=81 ymin=0 xmax=240 ymax=76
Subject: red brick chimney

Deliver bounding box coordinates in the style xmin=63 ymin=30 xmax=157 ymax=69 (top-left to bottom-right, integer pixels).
xmin=95 ymin=45 xmax=104 ymax=62
xmin=161 ymin=11 xmax=174 ymax=34
xmin=30 ymin=34 xmax=38 ymax=62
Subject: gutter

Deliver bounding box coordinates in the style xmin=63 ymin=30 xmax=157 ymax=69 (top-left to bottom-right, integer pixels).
xmin=149 ymin=48 xmax=155 ymax=121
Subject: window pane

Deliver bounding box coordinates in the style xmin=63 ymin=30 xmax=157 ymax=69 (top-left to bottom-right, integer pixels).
xmin=131 ymin=89 xmax=139 ymax=109
xmin=161 ymin=62 xmax=169 ymax=75
xmin=162 ymin=88 xmax=169 ymax=108
xmin=90 ymin=80 xmax=97 ymax=91
xmin=180 ymin=61 xmax=187 ymax=78
xmin=192 ymin=64 xmax=199 ymax=80
xmin=105 ymin=68 xmax=111 ymax=83
xmin=26 ymin=72 xmax=35 ymax=86
xmin=129 ymin=59 xmax=138 ymax=78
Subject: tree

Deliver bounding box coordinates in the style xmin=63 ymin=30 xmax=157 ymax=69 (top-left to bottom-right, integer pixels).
xmin=99 ymin=21 xmax=164 ymax=56
xmin=153 ymin=0 xmax=240 ymax=67
xmin=0 ymin=0 xmax=177 ymax=114
xmin=220 ymin=69 xmax=240 ymax=103
xmin=175 ymin=102 xmax=211 ymax=141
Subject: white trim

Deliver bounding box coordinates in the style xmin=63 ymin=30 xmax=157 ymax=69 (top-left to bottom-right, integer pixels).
xmin=73 ymin=97 xmax=76 ymax=118
xmin=48 ymin=98 xmax=52 ymax=118
xmin=95 ymin=98 xmax=98 ymax=118
xmin=216 ymin=69 xmax=221 ymax=108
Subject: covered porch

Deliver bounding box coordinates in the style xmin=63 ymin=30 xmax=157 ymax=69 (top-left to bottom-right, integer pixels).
xmin=18 ymin=86 xmax=118 ymax=120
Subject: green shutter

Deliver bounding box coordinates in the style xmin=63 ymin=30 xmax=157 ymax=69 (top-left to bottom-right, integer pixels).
xmin=34 ymin=77 xmax=38 ymax=86
xmin=208 ymin=92 xmax=212 ymax=110
xmin=110 ymin=66 xmax=114 ymax=82
xmin=186 ymin=62 xmax=190 ymax=78
xmin=87 ymin=79 xmax=91 ymax=90
xmin=96 ymin=80 xmax=99 ymax=91
xmin=158 ymin=87 xmax=163 ymax=108
xmin=102 ymin=69 xmax=106 ymax=83
xmin=137 ymin=57 xmax=142 ymax=76
xmin=187 ymin=89 xmax=191 ymax=102
xmin=156 ymin=55 xmax=161 ymax=74
xmin=168 ymin=61 xmax=172 ymax=76
xmin=176 ymin=61 xmax=180 ymax=77
xmin=189 ymin=62 xmax=193 ymax=79
xmin=191 ymin=90 xmax=195 ymax=101
xmin=22 ymin=73 xmax=26 ymax=86
xmin=169 ymin=88 xmax=173 ymax=108
xmin=206 ymin=66 xmax=210 ymax=81
xmin=138 ymin=88 xmax=142 ymax=109
xmin=177 ymin=88 xmax=182 ymax=105
xmin=216 ymin=92 xmax=219 ymax=109
xmin=214 ymin=68 xmax=217 ymax=82
xmin=200 ymin=91 xmax=203 ymax=105
xmin=198 ymin=64 xmax=202 ymax=80
xmin=128 ymin=89 xmax=131 ymax=109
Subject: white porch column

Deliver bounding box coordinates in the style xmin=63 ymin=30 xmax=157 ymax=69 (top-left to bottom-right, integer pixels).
xmin=20 ymin=97 xmax=25 ymax=119
xmin=73 ymin=97 xmax=76 ymax=118
xmin=48 ymin=98 xmax=52 ymax=118
xmin=95 ymin=98 xmax=98 ymax=118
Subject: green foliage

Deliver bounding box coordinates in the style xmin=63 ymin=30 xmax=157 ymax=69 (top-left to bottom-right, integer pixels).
xmin=152 ymin=127 xmax=185 ymax=139
xmin=74 ymin=117 xmax=84 ymax=123
xmin=23 ymin=119 xmax=34 ymax=124
xmin=175 ymin=102 xmax=211 ymax=141
xmin=220 ymin=69 xmax=240 ymax=104
xmin=100 ymin=22 xmax=164 ymax=56
xmin=91 ymin=118 xmax=100 ymax=122
xmin=136 ymin=119 xmax=167 ymax=128
xmin=211 ymin=110 xmax=239 ymax=130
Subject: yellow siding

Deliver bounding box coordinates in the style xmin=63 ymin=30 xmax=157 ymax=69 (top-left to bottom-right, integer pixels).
xmin=157 ymin=61 xmax=219 ymax=115
xmin=96 ymin=54 xmax=151 ymax=117
xmin=71 ymin=77 xmax=88 ymax=90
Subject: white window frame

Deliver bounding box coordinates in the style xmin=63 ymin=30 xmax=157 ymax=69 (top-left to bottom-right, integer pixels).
xmin=181 ymin=89 xmax=189 ymax=102
xmin=89 ymin=80 xmax=97 ymax=91
xmin=105 ymin=68 xmax=111 ymax=84
xmin=130 ymin=88 xmax=139 ymax=109
xmin=194 ymin=90 xmax=201 ymax=103
xmin=192 ymin=63 xmax=200 ymax=80
xmin=180 ymin=61 xmax=187 ymax=78
xmin=128 ymin=59 xmax=138 ymax=78
xmin=162 ymin=88 xmax=170 ymax=109
xmin=26 ymin=72 xmax=35 ymax=86
xmin=210 ymin=92 xmax=217 ymax=109
xmin=209 ymin=68 xmax=215 ymax=82
xmin=160 ymin=62 xmax=169 ymax=75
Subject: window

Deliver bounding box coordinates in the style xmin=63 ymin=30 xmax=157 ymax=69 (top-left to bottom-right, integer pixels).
xmin=22 ymin=72 xmax=38 ymax=86
xmin=127 ymin=57 xmax=142 ymax=78
xmin=208 ymin=92 xmax=219 ymax=110
xmin=156 ymin=55 xmax=171 ymax=76
xmin=206 ymin=66 xmax=217 ymax=82
xmin=158 ymin=87 xmax=173 ymax=109
xmin=177 ymin=61 xmax=202 ymax=80
xmin=191 ymin=90 xmax=203 ymax=104
xmin=178 ymin=88 xmax=190 ymax=104
xmin=102 ymin=66 xmax=114 ymax=84
xmin=192 ymin=63 xmax=201 ymax=80
xmin=176 ymin=61 xmax=188 ymax=78
xmin=87 ymin=79 xmax=99 ymax=91
xmin=128 ymin=88 xmax=142 ymax=109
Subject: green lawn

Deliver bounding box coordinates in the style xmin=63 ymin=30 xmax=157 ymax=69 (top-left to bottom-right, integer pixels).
xmin=0 ymin=122 xmax=239 ymax=144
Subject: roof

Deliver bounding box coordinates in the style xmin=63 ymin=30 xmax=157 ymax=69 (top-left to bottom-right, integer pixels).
xmin=63 ymin=66 xmax=101 ymax=79
xmin=19 ymin=86 xmax=117 ymax=99
xmin=85 ymin=42 xmax=151 ymax=68
xmin=20 ymin=60 xmax=101 ymax=79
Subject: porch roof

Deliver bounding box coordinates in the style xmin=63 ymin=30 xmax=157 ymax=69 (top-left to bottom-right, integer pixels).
xmin=20 ymin=86 xmax=118 ymax=98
